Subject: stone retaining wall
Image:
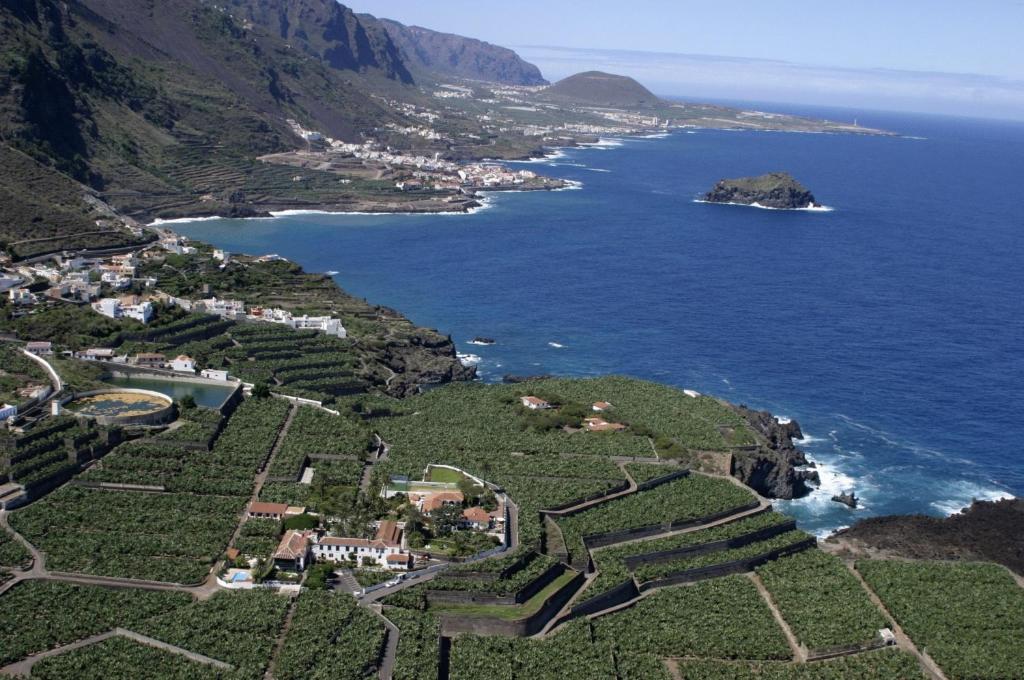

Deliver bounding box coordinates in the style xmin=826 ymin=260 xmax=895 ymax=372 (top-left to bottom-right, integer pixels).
xmin=623 ymin=513 xmax=791 ymax=570
xmin=637 ymin=537 xmax=817 ymax=591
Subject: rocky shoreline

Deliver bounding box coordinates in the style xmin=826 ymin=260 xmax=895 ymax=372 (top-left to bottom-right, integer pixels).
xmin=825 ymin=498 xmax=1024 ymax=575
xmin=727 ymin=404 xmax=819 ymax=499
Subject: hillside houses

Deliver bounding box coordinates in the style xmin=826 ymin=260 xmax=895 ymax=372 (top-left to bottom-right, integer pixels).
xmin=93 ymin=296 xmax=154 ymax=324
xmin=248 ymin=306 xmax=347 ymax=338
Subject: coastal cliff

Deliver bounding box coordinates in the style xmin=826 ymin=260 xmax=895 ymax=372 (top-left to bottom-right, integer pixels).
xmin=728 ymin=405 xmax=819 ymax=499
xmin=702 ymin=172 xmax=819 ymax=209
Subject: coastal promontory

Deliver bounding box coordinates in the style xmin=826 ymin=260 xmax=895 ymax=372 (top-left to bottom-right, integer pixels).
xmin=702 ymin=172 xmax=821 ymax=210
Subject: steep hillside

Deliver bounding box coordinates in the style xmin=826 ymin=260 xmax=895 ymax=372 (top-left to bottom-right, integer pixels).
xmin=538 ymin=70 xmax=661 ymax=108
xmin=0 ymin=0 xmax=420 ymax=255
xmin=375 ymin=17 xmax=547 ymax=85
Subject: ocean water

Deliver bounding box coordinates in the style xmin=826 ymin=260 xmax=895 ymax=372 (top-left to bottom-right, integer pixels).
xmin=176 ymin=107 xmax=1024 ymax=537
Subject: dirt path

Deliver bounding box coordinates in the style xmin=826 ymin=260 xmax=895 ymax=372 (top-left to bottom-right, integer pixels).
xmin=369 ymin=605 xmax=399 ymax=680
xmin=264 ymin=591 xmax=301 ymax=680
xmin=226 ymin=403 xmax=298 ymax=555
xmin=846 ymin=562 xmax=948 ymax=680
xmin=749 ymin=572 xmax=804 ymax=662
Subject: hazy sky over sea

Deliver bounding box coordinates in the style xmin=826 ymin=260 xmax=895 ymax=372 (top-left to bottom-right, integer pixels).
xmin=348 ymin=0 xmax=1024 ymax=120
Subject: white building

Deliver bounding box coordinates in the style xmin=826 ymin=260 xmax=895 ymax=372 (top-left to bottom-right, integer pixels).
xmin=0 ymin=404 xmax=17 ymax=421
xmin=520 ymin=395 xmax=551 ymax=410
xmin=212 ymin=249 xmax=231 ymax=263
xmin=101 ymin=271 xmax=131 ymax=289
xmin=25 ymin=341 xmax=53 ymax=356
xmin=93 ymin=298 xmax=154 ymax=324
xmin=200 ymin=369 xmax=230 ymax=381
xmin=310 ymin=520 xmax=408 ymax=569
xmin=170 ymin=355 xmax=196 ymax=373
xmin=250 ymin=307 xmax=347 ymax=338
xmin=196 ymin=297 xmax=245 ymax=319
xmin=8 ymin=288 xmax=33 ymax=305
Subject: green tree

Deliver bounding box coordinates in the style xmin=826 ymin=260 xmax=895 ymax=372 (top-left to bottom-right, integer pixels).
xmin=430 ymin=504 xmax=462 ymax=537
xmin=252 ymin=382 xmax=271 ymax=399
xmin=178 ymin=394 xmax=197 ymax=410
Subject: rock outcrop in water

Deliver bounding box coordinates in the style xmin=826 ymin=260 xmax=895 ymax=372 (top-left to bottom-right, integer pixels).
xmin=702 ymin=172 xmax=820 ymax=209
xmin=728 ymin=405 xmax=820 ymax=499
xmin=832 ymin=490 xmax=859 ymax=508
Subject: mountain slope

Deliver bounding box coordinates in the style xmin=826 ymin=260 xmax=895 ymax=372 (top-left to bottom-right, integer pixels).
xmin=538 ymin=70 xmax=660 ymax=108
xmin=374 ymin=17 xmax=547 ymax=86
xmin=0 ymin=0 xmax=421 ymax=256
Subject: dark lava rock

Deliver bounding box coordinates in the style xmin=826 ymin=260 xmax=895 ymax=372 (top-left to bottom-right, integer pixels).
xmin=503 ymin=374 xmax=553 ymax=384
xmin=728 ymin=405 xmax=816 ymax=499
xmin=832 ymin=490 xmax=859 ymax=508
xmin=702 ymin=172 xmax=819 ymax=209
xmin=828 ymin=498 xmax=1024 ymax=575
xmin=472 ymin=337 xmax=496 ymax=345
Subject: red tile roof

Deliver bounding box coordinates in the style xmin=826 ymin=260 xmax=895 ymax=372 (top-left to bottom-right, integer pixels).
xmin=273 ymin=530 xmax=310 ymax=560
xmin=423 ymin=491 xmax=465 ymax=513
xmin=462 ymin=507 xmax=491 ymax=523
xmin=374 ymin=520 xmax=402 ymax=547
xmin=248 ymin=502 xmax=288 ymax=516
xmin=386 ymin=553 xmax=411 ymax=563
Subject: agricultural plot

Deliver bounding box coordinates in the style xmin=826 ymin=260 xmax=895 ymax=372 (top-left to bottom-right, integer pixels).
xmin=234 ymin=518 xmax=281 ymax=558
xmin=9 ymin=486 xmax=242 ymax=583
xmin=375 ymin=377 xmax=745 ymax=460
xmin=386 ymin=608 xmax=441 ymax=680
xmin=0 ymin=529 xmax=31 ymax=567
xmin=558 ymin=474 xmax=756 ymax=562
xmin=589 ymin=576 xmax=792 ymax=660
xmin=4 ymin=417 xmax=100 ymax=491
xmin=0 ymin=343 xmax=49 ymax=405
xmin=625 ymin=462 xmax=682 ymax=484
xmin=269 ymin=405 xmax=372 ymax=480
xmin=84 ymin=397 xmax=289 ymax=496
xmin=858 ymin=560 xmax=1024 ymax=680
xmin=756 ymin=550 xmax=887 ymax=651
xmin=632 ymin=530 xmax=812 ymax=584
xmin=30 ymin=636 xmax=231 ymax=680
xmin=275 ymin=591 xmax=386 ymax=680
xmin=450 ymin=621 xmax=621 ymax=680
xmin=0 ymin=580 xmax=190 ymax=665
xmin=428 ymin=553 xmax=560 ymax=596
xmin=133 ymin=590 xmax=289 ymax=679
xmin=671 ymin=649 xmax=924 ymax=679
xmin=588 ymin=510 xmax=793 ymax=598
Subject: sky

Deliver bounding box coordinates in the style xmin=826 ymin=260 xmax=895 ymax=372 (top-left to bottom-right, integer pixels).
xmin=347 ymin=0 xmax=1024 ymax=120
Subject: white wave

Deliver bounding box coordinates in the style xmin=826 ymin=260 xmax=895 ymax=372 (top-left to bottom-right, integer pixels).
xmin=774 ymin=415 xmax=792 ymax=425
xmin=585 ymin=168 xmax=612 ymax=173
xmin=785 ymin=457 xmax=870 ymax=516
xmin=548 ymin=342 xmax=566 ymax=349
xmin=638 ymin=132 xmax=671 ymax=139
xmin=466 ymin=340 xmax=493 ymax=346
xmin=148 ymin=216 xmax=223 ymax=226
xmin=794 ymin=432 xmax=828 ymax=444
xmin=456 ymin=353 xmax=482 ymax=367
xmin=693 ymin=199 xmax=834 ymax=212
xmin=929 ymin=482 xmax=1015 ymax=516
xmin=325 ymin=270 xmax=339 ymax=276
xmin=685 ymin=130 xmax=698 ymax=135
xmin=552 ymin=180 xmax=584 ymax=192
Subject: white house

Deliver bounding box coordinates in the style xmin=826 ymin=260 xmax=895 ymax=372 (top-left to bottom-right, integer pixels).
xmin=80 ymin=348 xmax=116 ymax=361
xmin=101 ymin=271 xmax=131 ymax=289
xmin=8 ymin=288 xmax=33 ymax=305
xmin=200 ymin=369 xmax=230 ymax=381
xmin=311 ymin=521 xmax=408 ymax=569
xmin=520 ymin=395 xmax=551 ymax=410
xmin=170 ymin=355 xmax=196 ymax=373
xmin=212 ymin=249 xmax=231 ymax=263
xmin=93 ymin=297 xmax=153 ymax=324
xmin=25 ymin=341 xmax=53 ymax=356
xmin=196 ymin=297 xmax=245 ymax=319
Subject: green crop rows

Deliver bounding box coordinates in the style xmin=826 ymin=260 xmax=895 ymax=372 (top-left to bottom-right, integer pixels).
xmin=588 ymin=510 xmax=792 ymax=598
xmin=9 ymin=486 xmax=243 ymax=583
xmin=387 ymin=608 xmax=441 ymax=680
xmin=858 ymin=560 xmax=1024 ymax=680
xmin=632 ymin=530 xmax=811 ymax=584
xmin=0 ymin=581 xmax=190 ymax=665
xmin=558 ymin=474 xmax=755 ymax=562
xmin=275 ymin=590 xmax=386 ymax=680
xmin=30 ymin=636 xmax=231 ymax=680
xmin=756 ymin=550 xmax=887 ymax=651
xmin=672 ymin=649 xmax=924 ymax=679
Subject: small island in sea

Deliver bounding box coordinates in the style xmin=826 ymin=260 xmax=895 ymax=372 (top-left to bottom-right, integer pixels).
xmin=701 ymin=171 xmax=823 ymax=210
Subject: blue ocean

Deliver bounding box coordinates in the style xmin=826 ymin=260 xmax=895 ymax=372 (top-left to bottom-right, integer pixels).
xmin=176 ymin=105 xmax=1024 ymax=537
